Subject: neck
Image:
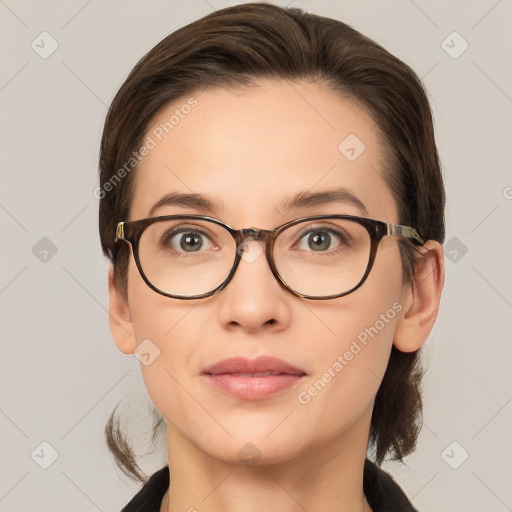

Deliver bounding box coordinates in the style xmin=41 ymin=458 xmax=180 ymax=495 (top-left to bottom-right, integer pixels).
xmin=161 ymin=413 xmax=373 ymax=512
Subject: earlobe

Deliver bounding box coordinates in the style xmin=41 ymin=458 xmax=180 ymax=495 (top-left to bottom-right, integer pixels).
xmin=393 ymin=240 xmax=445 ymax=353
xmin=107 ymin=266 xmax=137 ymax=354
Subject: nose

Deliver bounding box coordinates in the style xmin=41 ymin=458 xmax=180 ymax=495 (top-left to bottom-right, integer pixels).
xmin=216 ymin=238 xmax=291 ymax=333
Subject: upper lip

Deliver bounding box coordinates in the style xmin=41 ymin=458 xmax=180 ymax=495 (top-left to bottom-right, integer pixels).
xmin=202 ymin=356 xmax=307 ymax=376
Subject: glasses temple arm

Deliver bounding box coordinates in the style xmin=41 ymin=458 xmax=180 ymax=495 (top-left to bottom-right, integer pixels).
xmin=386 ymin=223 xmax=424 ymax=245
xmin=115 ymin=222 xmax=125 ymax=242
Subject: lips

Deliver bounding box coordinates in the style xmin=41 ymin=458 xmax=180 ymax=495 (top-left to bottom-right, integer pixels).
xmin=202 ymin=356 xmax=307 ymax=376
xmin=202 ymin=356 xmax=307 ymax=401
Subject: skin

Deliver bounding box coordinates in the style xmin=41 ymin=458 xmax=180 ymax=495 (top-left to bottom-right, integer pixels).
xmin=108 ymin=79 xmax=444 ymax=512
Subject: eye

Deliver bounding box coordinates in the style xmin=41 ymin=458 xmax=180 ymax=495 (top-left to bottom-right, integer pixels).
xmin=162 ymin=227 xmax=215 ymax=253
xmin=295 ymin=227 xmax=348 ymax=253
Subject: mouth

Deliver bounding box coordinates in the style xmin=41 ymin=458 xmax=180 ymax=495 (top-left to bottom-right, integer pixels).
xmin=202 ymin=356 xmax=307 ymax=401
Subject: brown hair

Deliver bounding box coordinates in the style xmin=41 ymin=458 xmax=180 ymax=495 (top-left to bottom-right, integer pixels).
xmin=99 ymin=3 xmax=445 ymax=483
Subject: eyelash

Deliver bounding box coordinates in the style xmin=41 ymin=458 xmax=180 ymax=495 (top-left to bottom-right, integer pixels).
xmin=160 ymin=226 xmax=216 ymax=256
xmin=160 ymin=223 xmax=350 ymax=255
xmin=292 ymin=225 xmax=350 ymax=254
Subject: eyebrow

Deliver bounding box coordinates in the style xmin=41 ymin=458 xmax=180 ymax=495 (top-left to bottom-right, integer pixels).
xmin=148 ymin=192 xmax=223 ymax=217
xmin=148 ymin=187 xmax=367 ymax=217
xmin=277 ymin=187 xmax=367 ymax=216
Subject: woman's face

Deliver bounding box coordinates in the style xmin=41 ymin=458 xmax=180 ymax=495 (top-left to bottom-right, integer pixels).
xmin=115 ymin=79 xmax=414 ymax=465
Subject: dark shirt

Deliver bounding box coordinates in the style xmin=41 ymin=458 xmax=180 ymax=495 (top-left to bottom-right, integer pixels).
xmin=121 ymin=459 xmax=418 ymax=512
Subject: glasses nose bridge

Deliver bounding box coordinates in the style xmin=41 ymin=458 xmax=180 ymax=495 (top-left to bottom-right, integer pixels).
xmin=237 ymin=226 xmax=274 ymax=245
xmin=235 ymin=227 xmax=276 ymax=268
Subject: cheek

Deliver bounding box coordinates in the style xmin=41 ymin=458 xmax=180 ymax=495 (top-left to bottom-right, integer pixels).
xmin=126 ymin=263 xmax=200 ymax=416
xmin=295 ymin=299 xmax=400 ymax=430
xmin=295 ymin=246 xmax=404 ymax=429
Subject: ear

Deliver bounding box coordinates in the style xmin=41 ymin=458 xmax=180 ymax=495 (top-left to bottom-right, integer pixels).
xmin=108 ymin=265 xmax=137 ymax=354
xmin=393 ymin=240 xmax=445 ymax=353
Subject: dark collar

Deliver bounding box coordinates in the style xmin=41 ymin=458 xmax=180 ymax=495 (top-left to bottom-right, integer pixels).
xmin=121 ymin=459 xmax=418 ymax=512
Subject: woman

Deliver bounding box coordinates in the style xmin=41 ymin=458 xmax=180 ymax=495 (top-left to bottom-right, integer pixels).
xmin=99 ymin=3 xmax=445 ymax=511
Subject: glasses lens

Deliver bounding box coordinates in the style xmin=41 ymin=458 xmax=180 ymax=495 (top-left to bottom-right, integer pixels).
xmin=138 ymin=218 xmax=236 ymax=297
xmin=274 ymin=218 xmax=371 ymax=297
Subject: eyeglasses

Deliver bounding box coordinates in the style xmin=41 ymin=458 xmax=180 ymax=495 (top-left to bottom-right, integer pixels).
xmin=114 ymin=214 xmax=424 ymax=300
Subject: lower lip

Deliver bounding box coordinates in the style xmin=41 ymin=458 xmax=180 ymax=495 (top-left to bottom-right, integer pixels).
xmin=205 ymin=374 xmax=305 ymax=400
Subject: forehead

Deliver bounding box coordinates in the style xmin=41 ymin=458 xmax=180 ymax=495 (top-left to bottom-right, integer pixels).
xmin=129 ymin=79 xmax=398 ymax=226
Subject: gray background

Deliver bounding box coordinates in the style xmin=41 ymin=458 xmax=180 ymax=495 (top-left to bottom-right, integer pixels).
xmin=1 ymin=0 xmax=511 ymax=510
